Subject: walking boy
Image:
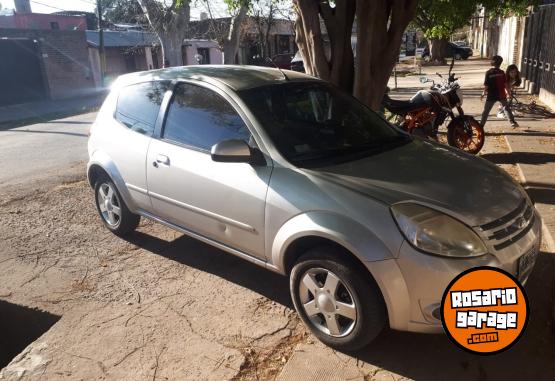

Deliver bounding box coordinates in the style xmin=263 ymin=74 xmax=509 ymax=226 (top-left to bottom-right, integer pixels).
xmin=480 ymin=55 xmax=518 ymax=128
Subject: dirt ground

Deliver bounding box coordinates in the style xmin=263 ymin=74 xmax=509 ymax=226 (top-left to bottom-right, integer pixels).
xmin=0 ymin=165 xmax=310 ymax=380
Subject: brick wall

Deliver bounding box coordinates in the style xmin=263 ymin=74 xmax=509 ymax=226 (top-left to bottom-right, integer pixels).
xmin=0 ymin=14 xmax=87 ymax=31
xmin=0 ymin=28 xmax=94 ymax=100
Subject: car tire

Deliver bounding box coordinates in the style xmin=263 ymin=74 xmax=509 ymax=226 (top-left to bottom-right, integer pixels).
xmin=94 ymin=176 xmax=140 ymax=236
xmin=454 ymin=53 xmax=462 ymax=60
xmin=290 ymin=246 xmax=387 ymax=351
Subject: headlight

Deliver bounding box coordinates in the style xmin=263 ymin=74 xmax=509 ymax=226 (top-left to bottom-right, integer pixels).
xmin=391 ymin=203 xmax=487 ymax=257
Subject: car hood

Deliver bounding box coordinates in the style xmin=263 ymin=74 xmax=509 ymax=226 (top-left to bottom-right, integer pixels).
xmin=309 ymin=139 xmax=524 ymax=226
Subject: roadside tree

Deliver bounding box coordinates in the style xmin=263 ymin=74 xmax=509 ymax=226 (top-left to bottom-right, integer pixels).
xmin=294 ymin=0 xmax=418 ymax=110
xmin=136 ymin=0 xmax=191 ymax=66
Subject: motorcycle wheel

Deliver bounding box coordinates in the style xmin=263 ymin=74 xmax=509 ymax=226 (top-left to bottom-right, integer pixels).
xmin=447 ymin=117 xmax=485 ymax=154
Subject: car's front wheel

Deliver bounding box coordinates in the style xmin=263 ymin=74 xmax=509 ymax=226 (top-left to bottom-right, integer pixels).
xmin=94 ymin=177 xmax=140 ymax=236
xmin=290 ymin=246 xmax=387 ymax=351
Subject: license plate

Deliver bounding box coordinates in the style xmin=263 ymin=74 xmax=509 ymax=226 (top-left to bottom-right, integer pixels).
xmin=518 ymin=247 xmax=538 ymax=280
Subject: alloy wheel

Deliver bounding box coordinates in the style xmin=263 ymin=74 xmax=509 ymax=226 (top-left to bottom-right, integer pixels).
xmin=97 ymin=182 xmax=122 ymax=227
xmin=298 ymin=268 xmax=357 ymax=337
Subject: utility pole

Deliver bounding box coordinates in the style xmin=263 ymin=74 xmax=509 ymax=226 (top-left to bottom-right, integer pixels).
xmin=97 ymin=0 xmax=105 ymax=86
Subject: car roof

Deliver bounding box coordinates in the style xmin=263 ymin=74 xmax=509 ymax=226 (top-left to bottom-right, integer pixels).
xmin=115 ymin=65 xmax=320 ymax=91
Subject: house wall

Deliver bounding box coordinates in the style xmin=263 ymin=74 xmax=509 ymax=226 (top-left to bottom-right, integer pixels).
xmin=0 ymin=13 xmax=87 ymax=31
xmin=88 ymin=47 xmax=101 ymax=88
xmin=497 ymin=16 xmax=522 ymax=66
xmin=183 ymin=40 xmax=222 ymax=65
xmin=209 ymin=48 xmax=223 ymax=65
xmin=103 ymin=48 xmax=128 ymax=78
xmin=518 ymin=4 xmax=555 ymax=110
xmin=133 ymin=50 xmax=148 ymax=71
xmin=89 ymin=46 xmax=155 ymax=86
xmin=0 ymin=28 xmax=94 ymax=100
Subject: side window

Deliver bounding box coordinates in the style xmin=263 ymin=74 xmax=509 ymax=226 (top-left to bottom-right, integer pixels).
xmin=163 ymin=83 xmax=251 ymax=151
xmin=115 ymin=81 xmax=170 ymax=136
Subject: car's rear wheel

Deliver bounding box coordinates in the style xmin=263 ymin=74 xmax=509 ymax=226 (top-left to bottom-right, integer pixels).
xmin=290 ymin=246 xmax=387 ymax=351
xmin=94 ymin=177 xmax=139 ymax=236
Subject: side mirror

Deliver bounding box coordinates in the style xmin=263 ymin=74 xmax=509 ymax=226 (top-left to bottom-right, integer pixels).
xmin=211 ymin=139 xmax=252 ymax=163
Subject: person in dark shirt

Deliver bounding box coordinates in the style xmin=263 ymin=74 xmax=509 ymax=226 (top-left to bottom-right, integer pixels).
xmin=480 ymin=55 xmax=518 ymax=128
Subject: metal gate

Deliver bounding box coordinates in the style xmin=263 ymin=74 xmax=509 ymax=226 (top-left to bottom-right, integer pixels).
xmin=0 ymin=38 xmax=47 ymax=106
xmin=521 ymin=4 xmax=555 ymax=95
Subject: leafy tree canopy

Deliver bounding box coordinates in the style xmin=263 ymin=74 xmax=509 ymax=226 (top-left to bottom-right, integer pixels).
xmin=414 ymin=0 xmax=537 ymax=39
xmin=414 ymin=0 xmax=478 ymax=39
xmin=101 ymin=0 xmax=146 ymax=25
xmin=481 ymin=0 xmax=537 ymax=18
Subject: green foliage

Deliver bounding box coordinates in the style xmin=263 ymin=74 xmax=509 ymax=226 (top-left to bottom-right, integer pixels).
xmin=481 ymin=0 xmax=538 ymax=18
xmin=223 ymin=0 xmax=252 ymax=11
xmin=414 ymin=0 xmax=476 ymax=39
xmin=101 ymin=0 xmax=146 ymax=24
xmin=414 ymin=0 xmax=537 ymax=39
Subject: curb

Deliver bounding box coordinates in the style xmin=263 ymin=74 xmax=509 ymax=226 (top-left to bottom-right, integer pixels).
xmin=502 ymin=135 xmax=555 ymax=253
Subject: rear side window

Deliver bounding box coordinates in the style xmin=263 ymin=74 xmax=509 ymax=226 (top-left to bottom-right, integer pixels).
xmin=163 ymin=83 xmax=250 ymax=151
xmin=115 ymin=81 xmax=170 ymax=136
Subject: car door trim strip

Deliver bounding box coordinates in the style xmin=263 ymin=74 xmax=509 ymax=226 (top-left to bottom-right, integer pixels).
xmin=126 ymin=183 xmax=148 ymax=195
xmin=138 ymin=210 xmax=269 ymax=268
xmin=148 ymin=191 xmax=256 ymax=233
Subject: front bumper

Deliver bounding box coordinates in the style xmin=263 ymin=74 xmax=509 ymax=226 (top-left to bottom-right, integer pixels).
xmin=365 ymin=212 xmax=541 ymax=333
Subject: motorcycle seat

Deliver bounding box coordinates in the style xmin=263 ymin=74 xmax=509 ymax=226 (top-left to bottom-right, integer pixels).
xmin=382 ymin=91 xmax=431 ymax=114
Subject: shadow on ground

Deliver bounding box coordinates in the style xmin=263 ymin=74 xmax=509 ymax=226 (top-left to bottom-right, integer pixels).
xmin=523 ymin=181 xmax=555 ymax=206
xmin=124 ymin=231 xmax=293 ymax=308
xmin=486 ymin=130 xmax=555 ymax=137
xmin=0 ymin=301 xmax=60 ymax=368
xmin=481 ymin=151 xmax=555 ymax=165
xmin=7 ymin=129 xmax=88 ymax=138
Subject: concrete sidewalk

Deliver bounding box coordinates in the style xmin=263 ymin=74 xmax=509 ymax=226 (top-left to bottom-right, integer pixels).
xmin=504 ymin=129 xmax=555 ymax=250
xmin=0 ymin=93 xmax=105 ymax=128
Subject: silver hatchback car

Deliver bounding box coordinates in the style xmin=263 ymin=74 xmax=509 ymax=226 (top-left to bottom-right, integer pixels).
xmin=88 ymin=66 xmax=541 ymax=350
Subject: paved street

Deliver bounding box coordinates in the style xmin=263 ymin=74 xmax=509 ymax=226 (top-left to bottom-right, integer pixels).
xmin=0 ymin=112 xmax=95 ymax=188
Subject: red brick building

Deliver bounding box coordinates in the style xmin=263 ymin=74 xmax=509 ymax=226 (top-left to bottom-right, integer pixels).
xmin=0 ymin=28 xmax=95 ymax=105
xmin=0 ymin=0 xmax=87 ymax=31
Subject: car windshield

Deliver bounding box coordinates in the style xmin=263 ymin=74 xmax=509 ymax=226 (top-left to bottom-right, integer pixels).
xmin=239 ymin=82 xmax=410 ymax=167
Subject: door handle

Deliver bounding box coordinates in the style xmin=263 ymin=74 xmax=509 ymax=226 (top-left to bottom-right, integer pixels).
xmin=154 ymin=154 xmax=170 ymax=166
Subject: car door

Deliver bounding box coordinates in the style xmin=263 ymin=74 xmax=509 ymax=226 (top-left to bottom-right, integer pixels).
xmin=103 ymin=80 xmax=171 ymax=210
xmin=146 ymin=81 xmax=272 ymax=259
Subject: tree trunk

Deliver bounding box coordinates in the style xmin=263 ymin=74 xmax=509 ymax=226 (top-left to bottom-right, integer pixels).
xmin=223 ymin=4 xmax=248 ymax=64
xmin=159 ymin=32 xmax=185 ymax=67
xmin=136 ymin=0 xmax=190 ymax=67
xmin=353 ymin=0 xmax=418 ymax=110
xmin=293 ymin=0 xmax=354 ymax=92
xmin=320 ymin=0 xmax=355 ymax=93
xmin=294 ymin=12 xmax=312 ymax=74
xmin=429 ymin=37 xmax=448 ymax=63
xmin=294 ymin=0 xmax=330 ymax=79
